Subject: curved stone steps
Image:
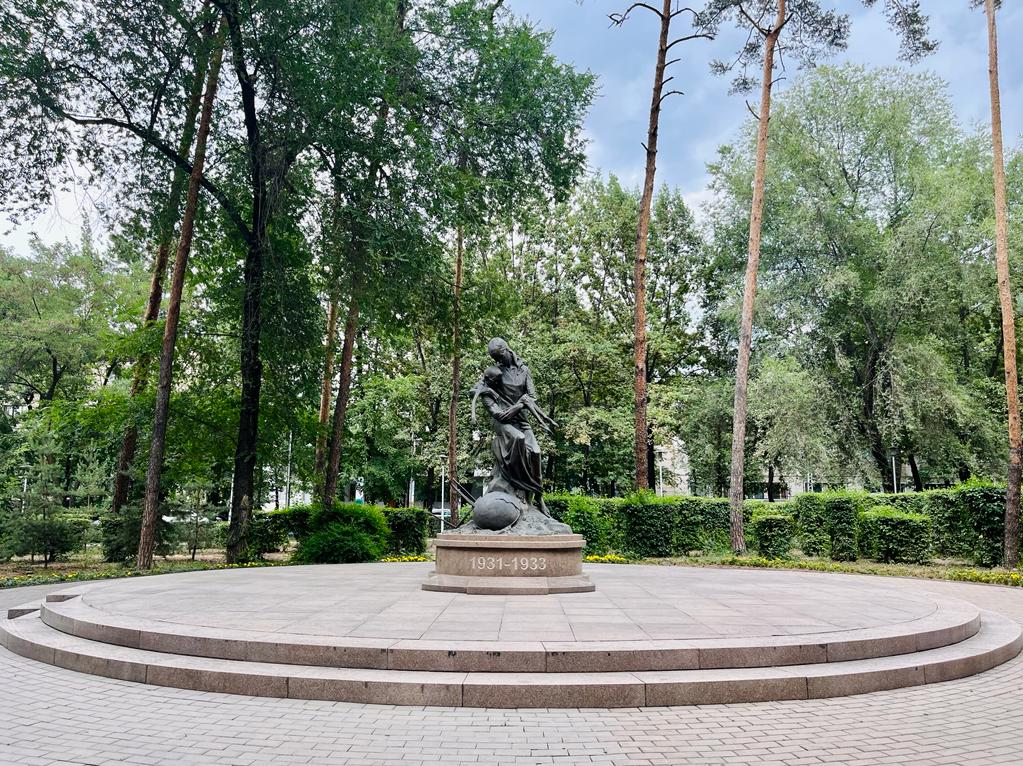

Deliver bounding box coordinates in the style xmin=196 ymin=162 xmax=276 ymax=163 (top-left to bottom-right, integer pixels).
xmin=35 ymin=594 xmax=983 ymax=673
xmin=2 ymin=607 xmax=1019 ymax=708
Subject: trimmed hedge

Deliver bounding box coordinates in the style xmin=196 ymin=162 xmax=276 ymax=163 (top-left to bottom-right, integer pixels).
xmin=268 ymin=502 xmax=431 ymax=561
xmin=857 ymin=506 xmax=931 ymax=563
xmin=381 ymin=507 xmax=432 ymax=555
xmin=292 ymin=503 xmax=390 ymax=564
xmin=547 ymin=493 xmax=779 ymax=558
xmin=267 ymin=482 xmax=1008 ymax=568
xmin=751 ymin=513 xmax=794 ymax=559
xmin=621 ymin=492 xmax=677 ymax=557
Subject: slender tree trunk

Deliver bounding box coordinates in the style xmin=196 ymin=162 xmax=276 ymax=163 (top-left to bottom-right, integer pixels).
xmin=728 ymin=0 xmax=785 ymax=554
xmin=314 ymin=299 xmax=339 ymax=477
xmin=322 ymin=295 xmax=360 ymax=507
xmin=424 ymin=465 xmax=436 ymax=512
xmin=138 ymin=25 xmax=225 ymax=569
xmin=447 ymin=225 xmax=464 ymax=525
xmin=985 ymin=0 xmax=1021 ymax=568
xmin=225 ymin=232 xmax=266 ymax=562
xmin=222 ymin=0 xmax=287 ymax=563
xmin=631 ymin=0 xmax=672 ymax=491
xmin=111 ymin=45 xmax=211 ymax=518
xmin=767 ymin=464 xmax=775 ymax=502
xmin=908 ymin=454 xmax=923 ymax=492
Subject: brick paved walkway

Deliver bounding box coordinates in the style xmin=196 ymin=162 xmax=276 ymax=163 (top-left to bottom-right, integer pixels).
xmin=2 ymin=575 xmax=1023 ymax=765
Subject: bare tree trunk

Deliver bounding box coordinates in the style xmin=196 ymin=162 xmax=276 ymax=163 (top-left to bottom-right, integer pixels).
xmin=322 ymin=295 xmax=360 ymax=507
xmin=314 ymin=299 xmax=339 ymax=477
xmin=111 ymin=39 xmax=211 ymax=518
xmin=138 ymin=24 xmax=225 ymax=569
xmin=631 ymin=0 xmax=672 ymax=491
xmin=447 ymin=225 xmax=464 ymax=525
xmin=728 ymin=0 xmax=785 ymax=555
xmin=986 ymin=0 xmax=1021 ymax=568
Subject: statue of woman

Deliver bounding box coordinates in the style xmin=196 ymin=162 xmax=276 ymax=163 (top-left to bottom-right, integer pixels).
xmin=471 ymin=337 xmax=556 ymax=516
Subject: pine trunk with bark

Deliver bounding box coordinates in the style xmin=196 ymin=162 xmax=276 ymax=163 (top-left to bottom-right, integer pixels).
xmin=111 ymin=38 xmax=211 ymax=518
xmin=728 ymin=0 xmax=785 ymax=555
xmin=630 ymin=0 xmax=673 ymax=491
xmin=314 ymin=299 xmax=339 ymax=477
xmin=985 ymin=0 xmax=1021 ymax=567
xmin=137 ymin=25 xmax=225 ymax=569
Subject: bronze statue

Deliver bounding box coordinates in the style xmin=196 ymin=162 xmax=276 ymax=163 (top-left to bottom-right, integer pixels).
xmin=460 ymin=337 xmax=570 ymax=534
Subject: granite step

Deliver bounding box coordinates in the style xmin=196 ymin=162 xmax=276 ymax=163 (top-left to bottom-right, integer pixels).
xmin=2 ymin=608 xmax=1019 ymax=708
xmin=37 ymin=593 xmax=982 ymax=673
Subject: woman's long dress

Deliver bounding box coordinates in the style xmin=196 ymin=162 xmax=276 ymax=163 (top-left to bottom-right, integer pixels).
xmin=480 ymin=363 xmax=544 ymax=498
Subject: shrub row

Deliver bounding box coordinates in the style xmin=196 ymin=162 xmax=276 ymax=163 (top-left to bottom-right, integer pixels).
xmin=546 ymin=479 xmax=1009 ymax=566
xmin=258 ymin=502 xmax=433 ymax=564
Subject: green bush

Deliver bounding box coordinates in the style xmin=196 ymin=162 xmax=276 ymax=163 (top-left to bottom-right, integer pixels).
xmin=793 ymin=493 xmax=829 ymax=557
xmin=100 ymin=507 xmax=176 ymax=563
xmin=292 ymin=503 xmax=390 ymax=564
xmin=819 ymin=492 xmax=863 ymax=561
xmin=742 ymin=500 xmax=792 ymax=547
xmin=751 ymin=513 xmax=795 ymax=559
xmin=683 ymin=497 xmax=730 ymax=552
xmin=245 ymin=511 xmax=292 ymax=560
xmin=279 ymin=504 xmax=314 ymax=541
xmin=879 ymin=492 xmax=929 ymax=515
xmin=857 ymin=506 xmax=931 ymax=563
xmin=925 ymin=488 xmax=973 ymax=559
xmin=560 ymin=495 xmax=609 ymax=554
xmin=621 ymin=491 xmax=676 ymax=557
xmin=381 ymin=507 xmax=432 ymax=555
xmin=2 ymin=516 xmax=81 ymax=565
xmin=956 ymin=479 xmax=1006 ymax=567
xmin=544 ymin=495 xmax=570 ymax=520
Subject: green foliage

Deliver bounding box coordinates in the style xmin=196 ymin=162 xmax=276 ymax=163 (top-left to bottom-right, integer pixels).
xmin=292 ymin=503 xmax=390 ymax=565
xmin=244 ymin=511 xmax=292 ymax=561
xmin=923 ymin=489 xmax=974 ymax=559
xmin=100 ymin=508 xmax=175 ymax=564
xmin=857 ymin=506 xmax=931 ymax=563
xmin=2 ymin=516 xmax=80 ymax=565
xmin=281 ymin=505 xmax=314 ymax=541
xmin=793 ymin=493 xmax=830 ymax=557
xmin=381 ymin=507 xmax=432 ymax=555
xmin=821 ymin=492 xmax=868 ymax=561
xmin=620 ymin=491 xmax=676 ymax=558
xmin=956 ymin=479 xmax=1007 ymax=567
xmin=751 ymin=514 xmax=795 ymax=559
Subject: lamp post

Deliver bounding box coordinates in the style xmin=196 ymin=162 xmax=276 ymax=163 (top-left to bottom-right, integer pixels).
xmin=654 ymin=446 xmax=667 ymax=497
xmin=888 ymin=447 xmax=901 ymax=494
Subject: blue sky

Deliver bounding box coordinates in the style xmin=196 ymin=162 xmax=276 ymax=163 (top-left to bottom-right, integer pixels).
xmin=2 ymin=1 xmax=1020 ymax=250
xmin=506 ymin=0 xmax=1023 ymax=213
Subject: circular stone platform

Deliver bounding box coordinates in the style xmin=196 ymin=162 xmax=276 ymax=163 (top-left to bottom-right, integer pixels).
xmin=2 ymin=563 xmax=1020 ymax=707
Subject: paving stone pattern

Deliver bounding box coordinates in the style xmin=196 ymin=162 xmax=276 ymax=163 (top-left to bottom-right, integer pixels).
xmin=3 ymin=576 xmax=1023 ymax=765
xmin=75 ymin=563 xmax=940 ymax=642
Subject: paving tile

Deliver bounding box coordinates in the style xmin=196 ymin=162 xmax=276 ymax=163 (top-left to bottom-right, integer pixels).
xmin=4 ymin=571 xmax=1023 ymax=766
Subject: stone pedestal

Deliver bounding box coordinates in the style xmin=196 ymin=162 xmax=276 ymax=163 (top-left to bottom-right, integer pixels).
xmin=422 ymin=534 xmax=595 ymax=594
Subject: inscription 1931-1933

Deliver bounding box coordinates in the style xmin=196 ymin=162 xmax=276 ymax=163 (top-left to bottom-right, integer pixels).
xmin=471 ymin=556 xmax=548 ymax=572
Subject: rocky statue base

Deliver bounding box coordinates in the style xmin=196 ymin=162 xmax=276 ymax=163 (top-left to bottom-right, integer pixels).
xmin=422 ymin=533 xmax=595 ymax=595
